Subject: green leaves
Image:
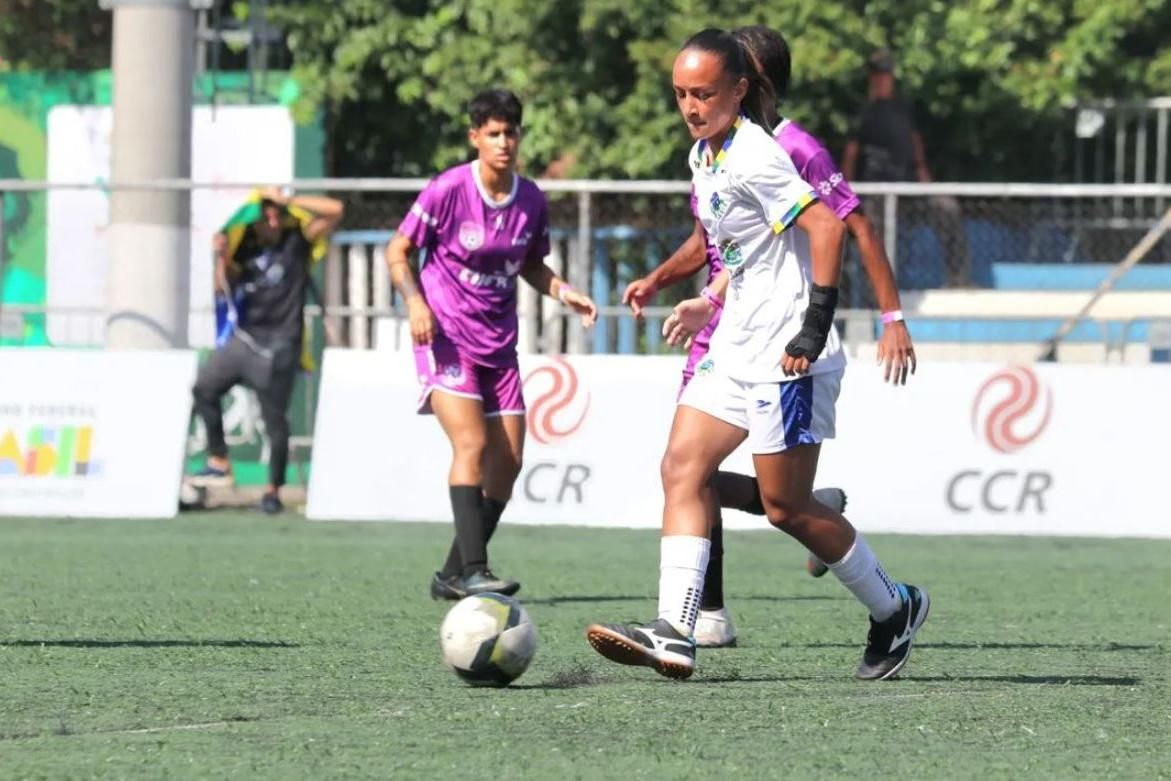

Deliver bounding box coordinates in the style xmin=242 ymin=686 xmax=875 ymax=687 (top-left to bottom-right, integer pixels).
xmin=4 ymin=0 xmax=1170 ymax=181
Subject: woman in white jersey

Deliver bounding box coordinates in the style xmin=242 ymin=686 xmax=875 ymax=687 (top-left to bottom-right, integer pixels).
xmin=585 ymin=29 xmax=929 ymax=681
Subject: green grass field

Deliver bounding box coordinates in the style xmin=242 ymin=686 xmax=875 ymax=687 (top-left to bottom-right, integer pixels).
xmin=1 ymin=513 xmax=1168 ymax=779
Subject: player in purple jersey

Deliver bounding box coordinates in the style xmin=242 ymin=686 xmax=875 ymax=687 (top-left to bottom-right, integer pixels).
xmin=386 ymin=89 xmax=598 ymax=600
xmin=621 ymin=26 xmax=920 ymax=650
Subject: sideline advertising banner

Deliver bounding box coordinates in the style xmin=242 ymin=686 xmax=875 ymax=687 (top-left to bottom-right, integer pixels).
xmin=0 ymin=349 xmax=198 ymax=518
xmin=307 ymin=349 xmax=1171 ymax=538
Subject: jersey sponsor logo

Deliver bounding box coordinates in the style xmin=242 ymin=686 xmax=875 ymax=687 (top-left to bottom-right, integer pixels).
xmin=458 ymin=266 xmax=516 ymax=290
xmin=817 ymin=172 xmax=844 ymax=196
xmin=458 ymin=221 xmax=485 ymax=251
xmin=523 ymin=358 xmax=590 ymax=446
xmin=971 ymin=366 xmax=1052 ymax=454
xmin=696 ymin=357 xmax=715 ymax=376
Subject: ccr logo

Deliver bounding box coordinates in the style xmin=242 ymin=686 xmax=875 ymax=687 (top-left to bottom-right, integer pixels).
xmin=947 ymin=366 xmax=1054 ymax=514
xmin=970 ymin=366 xmax=1053 ymax=454
xmin=520 ymin=358 xmax=592 ymax=505
xmin=523 ymin=358 xmax=590 ymax=446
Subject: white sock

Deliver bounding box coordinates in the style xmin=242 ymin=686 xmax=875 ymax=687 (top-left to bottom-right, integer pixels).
xmin=657 ymin=535 xmax=711 ymax=636
xmin=826 ymin=535 xmax=902 ymax=621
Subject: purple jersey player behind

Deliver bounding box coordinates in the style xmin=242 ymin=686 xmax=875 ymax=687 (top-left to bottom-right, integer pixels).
xmin=386 ymin=88 xmax=597 ymax=601
xmin=621 ymin=26 xmax=918 ymax=650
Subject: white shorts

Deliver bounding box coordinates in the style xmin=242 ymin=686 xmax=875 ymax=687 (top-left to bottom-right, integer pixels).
xmin=678 ymin=363 xmax=842 ymax=454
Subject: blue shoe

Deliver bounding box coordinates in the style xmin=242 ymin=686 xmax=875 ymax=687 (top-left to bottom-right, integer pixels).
xmin=188 ymin=465 xmax=234 ymax=488
xmin=259 ymin=492 xmax=283 ymax=515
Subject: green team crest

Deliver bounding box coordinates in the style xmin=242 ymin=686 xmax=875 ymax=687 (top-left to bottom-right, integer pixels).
xmin=718 ymin=238 xmax=744 ymax=267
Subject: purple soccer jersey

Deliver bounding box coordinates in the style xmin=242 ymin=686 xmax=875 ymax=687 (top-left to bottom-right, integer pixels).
xmin=774 ymin=119 xmax=861 ymax=221
xmin=397 ymin=162 xmax=551 ymax=367
xmin=680 ymin=119 xmax=861 ymax=391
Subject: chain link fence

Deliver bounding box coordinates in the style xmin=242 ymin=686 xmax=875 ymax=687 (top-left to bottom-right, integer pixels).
xmin=3 ymin=179 xmax=1171 ymax=355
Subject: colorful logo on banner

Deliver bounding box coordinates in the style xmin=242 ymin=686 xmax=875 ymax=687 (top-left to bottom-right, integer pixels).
xmin=523 ymin=358 xmax=590 ymax=446
xmin=970 ymin=366 xmax=1053 ymax=455
xmin=0 ymin=426 xmax=101 ymax=477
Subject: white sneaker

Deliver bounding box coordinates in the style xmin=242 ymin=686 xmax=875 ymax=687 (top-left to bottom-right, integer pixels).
xmin=693 ymin=607 xmax=738 ymax=648
xmin=807 ymin=487 xmax=849 ymax=577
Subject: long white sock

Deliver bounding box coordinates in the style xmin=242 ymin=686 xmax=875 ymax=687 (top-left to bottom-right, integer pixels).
xmin=657 ymin=535 xmax=711 ymax=636
xmin=826 ymin=535 xmax=901 ymax=621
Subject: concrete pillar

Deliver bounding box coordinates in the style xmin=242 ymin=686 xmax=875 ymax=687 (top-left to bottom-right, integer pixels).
xmin=102 ymin=0 xmax=194 ymax=348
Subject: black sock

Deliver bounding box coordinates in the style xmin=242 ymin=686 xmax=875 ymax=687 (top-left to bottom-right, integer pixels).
xmin=439 ymin=495 xmax=509 ymax=578
xmin=740 ymin=476 xmax=766 ymax=516
xmin=701 ymin=510 xmax=725 ymax=610
xmin=483 ymin=497 xmax=508 ymax=541
xmin=449 ymin=485 xmax=488 ymax=577
xmin=439 ymin=542 xmax=462 ymax=579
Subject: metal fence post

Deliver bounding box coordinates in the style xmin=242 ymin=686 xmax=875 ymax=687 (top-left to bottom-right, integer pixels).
xmin=347 ymin=243 xmax=369 ymax=349
xmin=568 ymin=189 xmax=591 ymax=354
xmin=324 ymin=241 xmax=344 ymax=346
xmin=1157 ymin=108 xmax=1168 ymax=214
xmin=883 ymin=192 xmax=898 ymax=276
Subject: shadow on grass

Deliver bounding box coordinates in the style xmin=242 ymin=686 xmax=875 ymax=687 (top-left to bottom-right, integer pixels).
xmin=1 ymin=639 xmax=299 ymax=649
xmin=789 ymin=641 xmax=1160 ymax=652
xmin=695 ymin=673 xmax=1140 ymax=686
xmin=912 ymin=674 xmax=1140 ymax=686
xmin=526 ymin=594 xmax=841 ymax=606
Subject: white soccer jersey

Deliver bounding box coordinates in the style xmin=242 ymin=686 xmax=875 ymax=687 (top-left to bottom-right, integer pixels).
xmin=690 ymin=117 xmax=846 ymax=382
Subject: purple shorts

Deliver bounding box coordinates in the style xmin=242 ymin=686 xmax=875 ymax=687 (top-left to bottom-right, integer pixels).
xmin=414 ymin=339 xmax=525 ymax=416
xmin=678 ymin=318 xmax=720 ymax=399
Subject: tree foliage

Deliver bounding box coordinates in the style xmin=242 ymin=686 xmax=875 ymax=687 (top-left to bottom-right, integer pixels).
xmin=0 ymin=0 xmax=112 ymax=72
xmin=272 ymin=0 xmax=1171 ymax=181
xmin=4 ymin=1 xmax=1171 ymax=180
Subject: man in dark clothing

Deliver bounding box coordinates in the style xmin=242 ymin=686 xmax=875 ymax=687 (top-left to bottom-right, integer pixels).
xmin=190 ymin=188 xmax=343 ymax=513
xmin=843 ymin=50 xmax=971 ymax=287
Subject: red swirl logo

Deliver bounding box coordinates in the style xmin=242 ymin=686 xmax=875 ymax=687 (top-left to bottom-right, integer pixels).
xmin=524 ymin=358 xmax=590 ymax=445
xmin=971 ymin=366 xmax=1053 ymax=454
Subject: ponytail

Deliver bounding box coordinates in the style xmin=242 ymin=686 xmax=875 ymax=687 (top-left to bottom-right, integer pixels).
xmin=733 ymin=25 xmax=793 ymax=129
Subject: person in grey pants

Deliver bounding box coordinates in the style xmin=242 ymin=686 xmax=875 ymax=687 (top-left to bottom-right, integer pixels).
xmin=190 ymin=188 xmax=343 ymax=513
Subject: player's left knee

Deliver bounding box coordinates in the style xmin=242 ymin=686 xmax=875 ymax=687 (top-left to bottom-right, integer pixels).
xmin=761 ymin=496 xmax=816 ymax=533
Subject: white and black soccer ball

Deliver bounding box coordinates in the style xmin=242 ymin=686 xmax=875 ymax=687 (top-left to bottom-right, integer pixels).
xmin=440 ymin=593 xmax=538 ymax=687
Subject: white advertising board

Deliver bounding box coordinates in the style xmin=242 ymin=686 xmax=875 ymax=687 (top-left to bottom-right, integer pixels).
xmin=0 ymin=349 xmax=198 ymax=518
xmin=307 ymin=349 xmax=1171 ymax=538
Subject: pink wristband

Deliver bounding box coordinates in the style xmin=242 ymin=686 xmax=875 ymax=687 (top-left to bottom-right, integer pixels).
xmin=557 ymin=283 xmax=574 ymax=304
xmin=881 ymin=309 xmax=904 ymax=325
xmin=701 ymin=286 xmax=724 ymax=311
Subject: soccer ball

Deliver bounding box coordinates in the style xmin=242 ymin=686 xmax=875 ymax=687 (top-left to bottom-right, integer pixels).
xmin=439 ymin=593 xmax=538 ymax=687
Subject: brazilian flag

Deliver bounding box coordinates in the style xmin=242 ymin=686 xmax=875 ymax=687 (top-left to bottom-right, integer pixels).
xmin=215 ymin=189 xmax=329 ymax=370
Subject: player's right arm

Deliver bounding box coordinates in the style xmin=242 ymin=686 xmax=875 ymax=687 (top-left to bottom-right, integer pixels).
xmin=623 ymin=219 xmax=709 ymax=318
xmin=388 ymin=180 xmax=453 ymax=346
xmin=385 ymin=233 xmax=434 ymax=346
